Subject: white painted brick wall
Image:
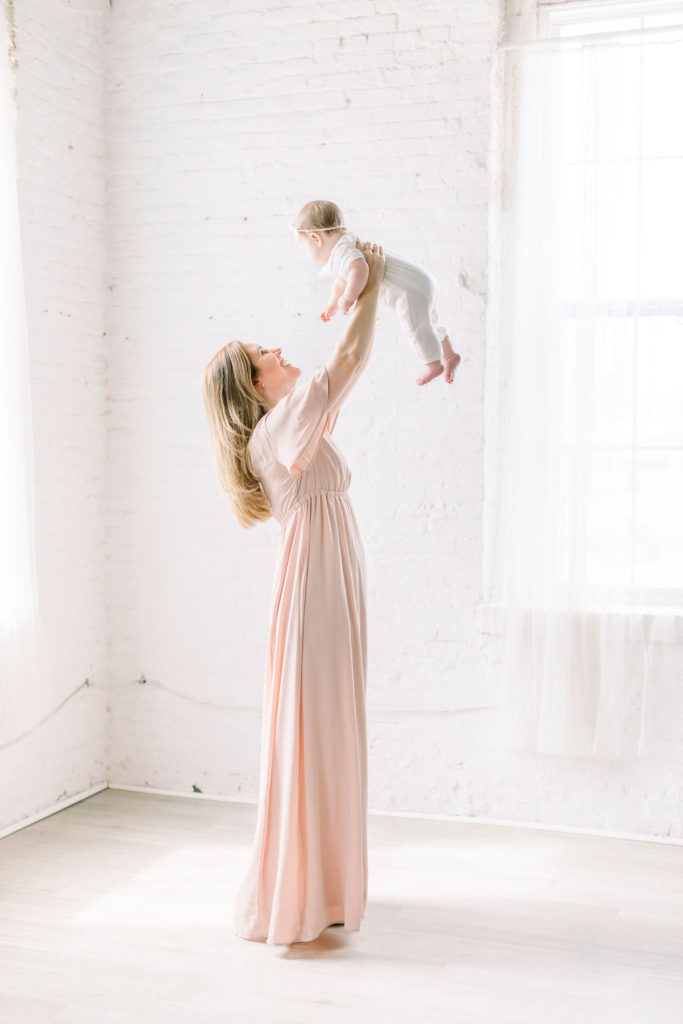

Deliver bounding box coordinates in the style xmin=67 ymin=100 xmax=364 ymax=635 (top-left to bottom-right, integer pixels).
xmin=0 ymin=0 xmax=109 ymax=831
xmin=105 ymin=0 xmax=494 ymax=812
xmin=104 ymin=0 xmax=683 ymax=839
xmin=4 ymin=0 xmax=681 ymax=838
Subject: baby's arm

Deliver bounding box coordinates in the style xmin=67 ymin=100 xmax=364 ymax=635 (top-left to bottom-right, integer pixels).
xmin=338 ymin=258 xmax=370 ymax=313
xmin=321 ymin=277 xmax=347 ymax=322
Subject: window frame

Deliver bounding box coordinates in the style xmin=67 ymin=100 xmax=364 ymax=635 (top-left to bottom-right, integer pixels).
xmin=555 ymin=0 xmax=683 ymax=609
xmin=538 ymin=0 xmax=683 ymax=38
xmin=485 ymin=0 xmax=683 ymax=617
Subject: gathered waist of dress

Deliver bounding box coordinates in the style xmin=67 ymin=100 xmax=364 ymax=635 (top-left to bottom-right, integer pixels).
xmin=284 ymin=488 xmax=351 ymax=518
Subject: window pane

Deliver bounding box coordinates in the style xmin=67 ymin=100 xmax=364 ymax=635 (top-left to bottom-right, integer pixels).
xmin=557 ymin=448 xmax=683 ymax=589
xmin=560 ymin=44 xmax=641 ymax=163
xmin=558 ymin=18 xmax=642 ymax=38
xmin=557 ymin=449 xmax=634 ymax=587
xmin=637 ymin=317 xmax=683 ymax=447
xmin=634 ymin=451 xmax=683 ymax=587
xmin=558 ymin=317 xmax=636 ymax=449
xmin=559 ymin=161 xmax=640 ymax=301
xmin=640 ymin=159 xmax=683 ymax=297
xmin=598 ymin=160 xmax=641 ymax=298
xmin=587 ymin=450 xmax=634 ymax=587
xmin=643 ymin=40 xmax=683 ymax=158
xmin=592 ymin=317 xmax=637 ymax=447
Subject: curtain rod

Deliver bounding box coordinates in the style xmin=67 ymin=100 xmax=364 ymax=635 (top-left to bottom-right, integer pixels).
xmin=499 ymin=21 xmax=683 ymax=51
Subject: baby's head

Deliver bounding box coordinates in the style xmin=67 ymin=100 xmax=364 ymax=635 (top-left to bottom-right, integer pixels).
xmin=291 ymin=200 xmax=345 ymax=264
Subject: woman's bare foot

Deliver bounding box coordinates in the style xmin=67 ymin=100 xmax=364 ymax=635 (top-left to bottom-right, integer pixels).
xmin=440 ymin=335 xmax=461 ymax=383
xmin=417 ymin=360 xmax=444 ymax=386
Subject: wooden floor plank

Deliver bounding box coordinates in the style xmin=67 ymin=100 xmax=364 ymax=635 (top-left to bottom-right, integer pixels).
xmin=0 ymin=789 xmax=681 ymax=1023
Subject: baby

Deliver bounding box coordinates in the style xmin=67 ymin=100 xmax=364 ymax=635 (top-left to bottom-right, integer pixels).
xmin=292 ymin=199 xmax=461 ymax=385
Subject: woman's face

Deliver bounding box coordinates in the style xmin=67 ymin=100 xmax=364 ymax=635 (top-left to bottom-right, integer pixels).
xmin=244 ymin=343 xmax=301 ymax=408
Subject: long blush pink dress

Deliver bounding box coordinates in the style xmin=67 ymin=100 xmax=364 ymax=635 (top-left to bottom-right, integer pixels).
xmin=233 ymin=365 xmax=368 ymax=946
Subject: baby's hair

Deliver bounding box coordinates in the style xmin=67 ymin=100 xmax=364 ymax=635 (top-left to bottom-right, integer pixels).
xmin=292 ymin=199 xmax=345 ymax=234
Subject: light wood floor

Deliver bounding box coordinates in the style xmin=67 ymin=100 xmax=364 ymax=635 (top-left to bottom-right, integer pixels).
xmin=0 ymin=789 xmax=681 ymax=1024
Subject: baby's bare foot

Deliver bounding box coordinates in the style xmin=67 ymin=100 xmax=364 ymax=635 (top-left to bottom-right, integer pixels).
xmin=417 ymin=360 xmax=444 ymax=386
xmin=443 ymin=352 xmax=461 ymax=383
xmin=440 ymin=335 xmax=461 ymax=383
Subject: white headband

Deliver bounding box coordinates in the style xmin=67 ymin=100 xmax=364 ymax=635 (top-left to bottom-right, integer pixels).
xmin=289 ymin=224 xmax=345 ymax=234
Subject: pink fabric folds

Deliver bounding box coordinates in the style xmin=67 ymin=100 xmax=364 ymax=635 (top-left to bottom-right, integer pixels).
xmin=234 ymin=366 xmax=368 ymax=945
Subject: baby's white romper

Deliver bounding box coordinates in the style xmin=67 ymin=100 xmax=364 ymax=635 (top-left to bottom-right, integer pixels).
xmin=319 ymin=230 xmax=448 ymax=365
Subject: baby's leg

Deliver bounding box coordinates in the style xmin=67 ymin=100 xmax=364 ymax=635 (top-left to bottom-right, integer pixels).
xmin=395 ymin=294 xmax=444 ymax=385
xmin=440 ymin=335 xmax=461 ymax=383
xmin=432 ymin=322 xmax=460 ymax=383
xmin=416 ymin=358 xmax=444 ymax=386
xmin=430 ymin=282 xmax=460 ymax=384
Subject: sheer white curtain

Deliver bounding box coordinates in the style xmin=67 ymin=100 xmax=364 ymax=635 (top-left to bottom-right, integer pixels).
xmin=1 ymin=18 xmax=53 ymax=746
xmin=488 ymin=22 xmax=683 ymax=758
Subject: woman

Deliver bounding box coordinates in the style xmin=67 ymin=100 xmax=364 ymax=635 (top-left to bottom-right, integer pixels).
xmin=203 ymin=241 xmax=385 ymax=945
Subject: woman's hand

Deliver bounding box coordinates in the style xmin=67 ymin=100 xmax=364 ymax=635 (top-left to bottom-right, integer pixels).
xmin=355 ymin=239 xmax=385 ymax=291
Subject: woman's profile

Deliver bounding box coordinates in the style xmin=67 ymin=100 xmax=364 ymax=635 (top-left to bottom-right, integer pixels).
xmin=202 ymin=241 xmax=385 ymax=945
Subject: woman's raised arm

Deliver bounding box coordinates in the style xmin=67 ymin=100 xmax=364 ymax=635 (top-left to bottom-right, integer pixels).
xmin=324 ymin=242 xmax=385 ymax=415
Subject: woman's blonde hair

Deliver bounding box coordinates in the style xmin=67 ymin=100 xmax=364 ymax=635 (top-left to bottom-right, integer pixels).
xmin=202 ymin=340 xmax=272 ymax=528
xmin=293 ymin=199 xmax=344 ymax=234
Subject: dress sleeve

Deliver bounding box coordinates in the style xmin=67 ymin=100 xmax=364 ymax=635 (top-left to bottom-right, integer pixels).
xmin=263 ymin=365 xmax=336 ymax=474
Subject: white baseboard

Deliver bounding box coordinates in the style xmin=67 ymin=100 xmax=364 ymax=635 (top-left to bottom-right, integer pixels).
xmin=3 ymin=780 xmax=680 ymax=848
xmin=108 ymin=782 xmax=683 ymax=847
xmin=109 ymin=782 xmax=253 ymax=804
xmin=0 ymin=781 xmax=108 ymax=840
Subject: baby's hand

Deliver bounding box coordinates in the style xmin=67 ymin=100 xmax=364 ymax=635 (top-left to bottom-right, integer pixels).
xmin=320 ymin=304 xmax=338 ymax=323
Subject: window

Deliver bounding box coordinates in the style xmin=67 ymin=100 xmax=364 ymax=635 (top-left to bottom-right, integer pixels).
xmin=490 ymin=1 xmax=683 ymax=610
xmin=484 ymin=3 xmax=683 ymax=757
